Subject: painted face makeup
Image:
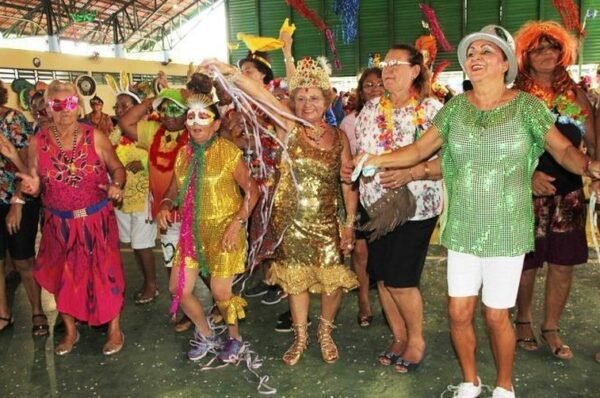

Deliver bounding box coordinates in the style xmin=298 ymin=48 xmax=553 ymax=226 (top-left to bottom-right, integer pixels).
xmin=159 ymin=103 xmax=186 ymax=118
xmin=186 ymin=108 xmax=215 ymax=127
xmin=48 ymin=95 xmax=79 ymax=112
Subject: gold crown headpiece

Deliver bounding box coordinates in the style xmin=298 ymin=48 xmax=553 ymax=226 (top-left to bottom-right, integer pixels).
xmin=288 ymin=57 xmax=331 ymax=92
xmin=185 ymin=92 xmax=216 ymax=110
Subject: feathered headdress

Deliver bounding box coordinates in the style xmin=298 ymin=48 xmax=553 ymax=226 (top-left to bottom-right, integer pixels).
xmin=288 ymin=57 xmax=331 ymax=92
xmin=514 ymin=20 xmax=578 ymax=69
xmin=105 ymin=71 xmax=150 ymax=104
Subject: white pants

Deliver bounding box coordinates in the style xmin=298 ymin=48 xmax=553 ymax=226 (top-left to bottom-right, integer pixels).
xmin=447 ymin=250 xmax=524 ymax=309
xmin=115 ymin=208 xmax=157 ymax=250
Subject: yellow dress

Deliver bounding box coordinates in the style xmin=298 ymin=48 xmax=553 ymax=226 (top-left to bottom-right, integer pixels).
xmin=172 ymin=137 xmax=247 ymax=278
xmin=267 ymin=126 xmax=358 ymax=295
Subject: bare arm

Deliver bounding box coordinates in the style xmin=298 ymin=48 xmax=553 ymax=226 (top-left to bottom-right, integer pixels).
xmin=118 ymin=98 xmax=153 ymax=141
xmin=156 ymin=173 xmax=178 ymax=230
xmin=365 ymin=126 xmax=444 ymax=169
xmin=545 ymin=125 xmax=594 ymax=175
xmin=200 ymin=59 xmax=296 ymax=134
xmin=280 ymin=30 xmax=296 ymax=82
xmin=340 ymin=133 xmax=358 ymax=254
xmin=574 ymin=87 xmax=596 ymax=159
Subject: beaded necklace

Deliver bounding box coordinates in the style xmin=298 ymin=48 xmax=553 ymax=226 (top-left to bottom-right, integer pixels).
xmin=377 ymin=95 xmax=426 ymax=151
xmin=50 ymin=124 xmax=79 ymax=175
xmin=149 ymin=126 xmax=189 ymax=172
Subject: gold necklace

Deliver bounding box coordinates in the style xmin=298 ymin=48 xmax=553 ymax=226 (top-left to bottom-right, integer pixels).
xmin=51 ymin=124 xmax=79 ymax=175
xmin=305 ymin=124 xmax=327 ymax=143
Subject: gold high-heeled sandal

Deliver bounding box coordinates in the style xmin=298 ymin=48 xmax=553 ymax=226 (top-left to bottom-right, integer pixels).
xmin=317 ymin=317 xmax=338 ymax=364
xmin=283 ymin=323 xmax=308 ymax=366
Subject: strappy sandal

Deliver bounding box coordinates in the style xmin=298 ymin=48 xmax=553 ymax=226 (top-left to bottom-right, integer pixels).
xmin=393 ymin=356 xmax=423 ymax=374
xmin=317 ymin=317 xmax=338 ymax=364
xmin=357 ymin=314 xmax=373 ymax=328
xmin=32 ymin=314 xmax=50 ymax=337
xmin=134 ymin=289 xmax=159 ymax=305
xmin=378 ymin=351 xmax=400 ymax=366
xmin=515 ymin=320 xmax=538 ymax=351
xmin=283 ymin=323 xmax=308 ymax=366
xmin=0 ymin=314 xmax=14 ymax=332
xmin=541 ymin=328 xmax=573 ymax=360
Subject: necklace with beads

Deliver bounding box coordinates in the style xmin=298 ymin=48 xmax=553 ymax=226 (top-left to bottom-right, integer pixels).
xmin=50 ymin=124 xmax=79 ymax=175
xmin=305 ymin=123 xmax=328 ymax=144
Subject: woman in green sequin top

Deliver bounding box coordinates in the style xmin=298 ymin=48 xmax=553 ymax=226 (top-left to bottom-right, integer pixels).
xmin=358 ymin=25 xmax=600 ymax=397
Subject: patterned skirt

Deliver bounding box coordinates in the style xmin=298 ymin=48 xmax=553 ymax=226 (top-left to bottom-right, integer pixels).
xmin=34 ymin=203 xmax=125 ymax=326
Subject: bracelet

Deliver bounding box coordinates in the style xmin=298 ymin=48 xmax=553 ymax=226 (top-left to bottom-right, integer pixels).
xmin=284 ymin=57 xmax=295 ymax=64
xmin=344 ymin=214 xmax=357 ymax=228
xmin=235 ymin=215 xmax=247 ymax=225
xmin=423 ymin=162 xmax=430 ymax=179
xmin=584 ymin=159 xmax=593 ymax=177
xmin=408 ymin=168 xmax=415 ymax=181
xmin=111 ymin=181 xmax=123 ymax=188
xmin=160 ymin=198 xmax=174 ymax=208
xmin=227 ymin=68 xmax=242 ymax=84
xmin=10 ymin=196 xmax=25 ymax=205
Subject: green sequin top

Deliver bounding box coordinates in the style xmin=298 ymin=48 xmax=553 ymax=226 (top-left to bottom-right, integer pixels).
xmin=433 ymin=91 xmax=555 ymax=257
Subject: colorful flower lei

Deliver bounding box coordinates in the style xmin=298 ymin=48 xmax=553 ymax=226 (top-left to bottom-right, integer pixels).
xmin=529 ymin=83 xmax=588 ymax=134
xmin=149 ymin=126 xmax=189 ymax=172
xmin=376 ymin=95 xmax=426 ymax=151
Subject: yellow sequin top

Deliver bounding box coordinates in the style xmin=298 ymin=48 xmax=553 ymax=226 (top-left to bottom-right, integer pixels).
xmin=267 ymin=126 xmax=358 ymax=295
xmin=173 ymin=137 xmax=246 ymax=277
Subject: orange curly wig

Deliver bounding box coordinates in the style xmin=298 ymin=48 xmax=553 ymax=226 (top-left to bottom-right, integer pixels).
xmin=514 ymin=21 xmax=578 ymax=96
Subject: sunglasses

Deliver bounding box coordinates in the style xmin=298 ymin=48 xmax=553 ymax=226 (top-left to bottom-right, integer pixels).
xmin=48 ymin=95 xmax=79 ymax=112
xmin=158 ymin=103 xmax=186 ymax=118
xmin=378 ymin=60 xmax=412 ymax=69
xmin=90 ymin=101 xmax=103 ymax=106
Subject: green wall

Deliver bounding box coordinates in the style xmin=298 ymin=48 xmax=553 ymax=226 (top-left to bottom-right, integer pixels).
xmin=226 ymin=0 xmax=600 ymax=77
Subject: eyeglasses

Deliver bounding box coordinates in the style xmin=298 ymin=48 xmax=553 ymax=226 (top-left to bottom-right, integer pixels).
xmin=158 ymin=103 xmax=186 ymax=118
xmin=529 ymin=43 xmax=561 ymax=55
xmin=90 ymin=101 xmax=103 ymax=106
xmin=363 ymin=81 xmax=384 ymax=89
xmin=48 ymin=95 xmax=79 ymax=112
xmin=379 ymin=60 xmax=412 ymax=69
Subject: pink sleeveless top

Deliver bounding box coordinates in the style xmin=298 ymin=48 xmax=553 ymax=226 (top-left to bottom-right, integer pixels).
xmin=37 ymin=123 xmax=108 ymax=211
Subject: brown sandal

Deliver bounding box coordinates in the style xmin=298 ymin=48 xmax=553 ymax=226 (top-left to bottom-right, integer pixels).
xmin=515 ymin=320 xmax=538 ymax=351
xmin=541 ymin=328 xmax=573 ymax=360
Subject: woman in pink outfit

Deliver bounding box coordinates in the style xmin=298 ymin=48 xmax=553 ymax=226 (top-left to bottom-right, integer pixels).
xmin=18 ymin=80 xmax=126 ymax=356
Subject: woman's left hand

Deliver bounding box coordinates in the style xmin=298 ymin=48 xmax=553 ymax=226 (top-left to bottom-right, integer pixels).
xmin=221 ymin=221 xmax=243 ymax=252
xmin=340 ymin=225 xmax=355 ymax=256
xmin=378 ymin=168 xmax=412 ymax=189
xmin=99 ymin=183 xmax=123 ymax=203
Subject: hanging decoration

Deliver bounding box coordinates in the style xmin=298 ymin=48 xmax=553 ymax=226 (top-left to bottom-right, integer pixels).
xmin=70 ymin=10 xmax=96 ymax=23
xmin=286 ymin=0 xmax=342 ymax=69
xmin=333 ymin=0 xmax=360 ymax=44
xmin=552 ymin=0 xmax=585 ymax=36
xmin=582 ymin=9 xmax=598 ymax=33
xmin=419 ymin=4 xmax=453 ymax=52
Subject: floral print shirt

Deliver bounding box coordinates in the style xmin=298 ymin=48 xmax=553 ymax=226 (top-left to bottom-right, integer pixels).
xmin=355 ymin=96 xmax=443 ymax=221
xmin=0 ymin=109 xmax=34 ymax=204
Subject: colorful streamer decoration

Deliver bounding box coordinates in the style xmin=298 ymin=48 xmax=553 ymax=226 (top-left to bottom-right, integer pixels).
xmin=286 ymin=0 xmax=342 ymax=69
xmin=552 ymin=0 xmax=586 ymax=36
xmin=419 ymin=4 xmax=453 ymax=52
xmin=333 ymin=0 xmax=360 ymax=44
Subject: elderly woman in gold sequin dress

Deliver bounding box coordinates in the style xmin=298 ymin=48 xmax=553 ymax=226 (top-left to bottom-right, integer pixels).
xmin=202 ymin=57 xmax=359 ymax=366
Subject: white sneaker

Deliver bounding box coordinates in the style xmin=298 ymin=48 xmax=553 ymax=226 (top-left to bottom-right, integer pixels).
xmin=492 ymin=386 xmax=515 ymax=398
xmin=441 ymin=376 xmax=482 ymax=398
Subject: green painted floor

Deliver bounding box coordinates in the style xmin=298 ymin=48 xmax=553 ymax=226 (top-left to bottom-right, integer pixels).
xmin=1 ymin=245 xmax=599 ymax=397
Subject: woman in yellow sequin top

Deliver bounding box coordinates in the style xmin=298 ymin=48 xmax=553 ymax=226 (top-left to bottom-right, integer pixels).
xmin=157 ymin=83 xmax=258 ymax=363
xmin=201 ymin=56 xmax=359 ymax=366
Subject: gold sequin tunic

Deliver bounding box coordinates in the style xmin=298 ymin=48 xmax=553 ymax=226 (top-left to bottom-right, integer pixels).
xmin=267 ymin=126 xmax=358 ymax=295
xmin=173 ymin=137 xmax=246 ymax=277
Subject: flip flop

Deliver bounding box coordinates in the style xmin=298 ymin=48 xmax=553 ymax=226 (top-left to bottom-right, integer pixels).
xmin=32 ymin=314 xmax=50 ymax=337
xmin=0 ymin=315 xmax=14 ymax=332
xmin=134 ymin=289 xmax=159 ymax=305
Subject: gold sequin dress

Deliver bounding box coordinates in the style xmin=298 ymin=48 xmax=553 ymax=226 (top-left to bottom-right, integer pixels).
xmin=267 ymin=126 xmax=358 ymax=295
xmin=173 ymin=137 xmax=247 ymax=277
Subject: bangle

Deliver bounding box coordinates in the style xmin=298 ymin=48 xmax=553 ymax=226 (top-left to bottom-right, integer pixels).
xmin=235 ymin=215 xmax=247 ymax=225
xmin=344 ymin=214 xmax=357 ymax=228
xmin=423 ymin=162 xmax=430 ymax=179
xmin=111 ymin=181 xmax=123 ymax=188
xmin=284 ymin=57 xmax=295 ymax=64
xmin=227 ymin=68 xmax=242 ymax=84
xmin=160 ymin=198 xmax=174 ymax=208
xmin=10 ymin=196 xmax=25 ymax=205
